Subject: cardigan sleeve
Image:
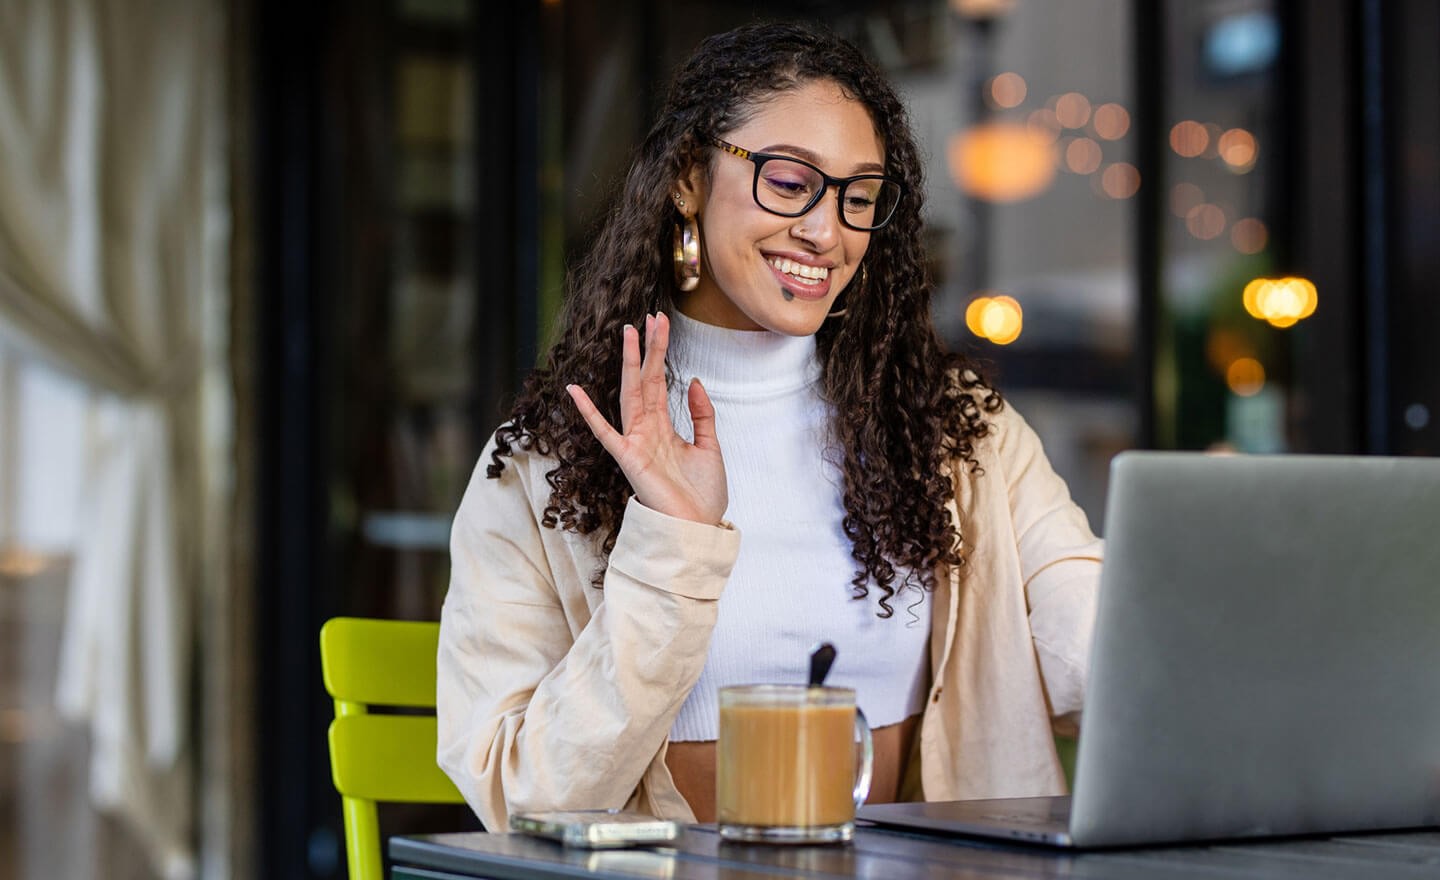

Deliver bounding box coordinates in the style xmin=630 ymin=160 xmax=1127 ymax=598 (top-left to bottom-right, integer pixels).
xmin=992 ymin=405 xmax=1104 ymax=722
xmin=436 ymin=437 xmax=740 ymax=830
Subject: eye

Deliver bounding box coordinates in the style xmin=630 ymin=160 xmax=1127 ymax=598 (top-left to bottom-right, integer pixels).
xmin=758 ymin=158 xmax=821 ymax=201
xmin=762 ymin=173 xmax=814 ymax=198
xmin=842 ymin=181 xmax=882 ymax=213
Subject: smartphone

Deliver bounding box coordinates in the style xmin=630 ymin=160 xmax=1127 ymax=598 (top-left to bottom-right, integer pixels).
xmin=509 ymin=809 xmax=682 ymax=849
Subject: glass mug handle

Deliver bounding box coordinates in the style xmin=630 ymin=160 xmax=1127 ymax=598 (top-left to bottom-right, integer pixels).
xmin=852 ymin=707 xmax=874 ymax=807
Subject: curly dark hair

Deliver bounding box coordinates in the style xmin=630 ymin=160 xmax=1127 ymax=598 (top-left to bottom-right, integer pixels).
xmin=488 ymin=20 xmax=1002 ymax=616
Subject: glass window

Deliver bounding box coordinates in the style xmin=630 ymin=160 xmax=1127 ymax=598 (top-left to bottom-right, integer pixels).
xmin=893 ymin=0 xmax=1139 ymax=523
xmin=1156 ymin=0 xmax=1286 ymax=454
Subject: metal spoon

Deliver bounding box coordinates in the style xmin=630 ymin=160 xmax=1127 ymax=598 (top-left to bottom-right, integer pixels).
xmin=808 ymin=642 xmax=837 ymax=688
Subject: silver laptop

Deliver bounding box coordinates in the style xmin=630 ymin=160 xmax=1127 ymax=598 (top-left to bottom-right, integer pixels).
xmin=859 ymin=451 xmax=1440 ymax=848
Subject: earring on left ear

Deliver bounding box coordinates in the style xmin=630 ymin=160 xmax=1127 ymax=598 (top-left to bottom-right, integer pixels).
xmin=673 ymin=214 xmax=701 ymax=292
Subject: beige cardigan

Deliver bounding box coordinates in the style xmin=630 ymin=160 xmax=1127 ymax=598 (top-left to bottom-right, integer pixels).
xmin=437 ymin=403 xmax=1103 ymax=831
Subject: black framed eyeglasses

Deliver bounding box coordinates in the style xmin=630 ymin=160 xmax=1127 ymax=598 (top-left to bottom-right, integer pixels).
xmin=713 ymin=138 xmax=905 ymax=232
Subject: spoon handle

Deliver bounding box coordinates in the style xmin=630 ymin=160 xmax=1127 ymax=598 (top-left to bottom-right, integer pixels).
xmin=808 ymin=642 xmax=837 ymax=688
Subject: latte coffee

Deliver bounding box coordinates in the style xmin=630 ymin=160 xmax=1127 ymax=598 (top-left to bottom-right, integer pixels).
xmin=716 ymin=685 xmax=872 ymax=843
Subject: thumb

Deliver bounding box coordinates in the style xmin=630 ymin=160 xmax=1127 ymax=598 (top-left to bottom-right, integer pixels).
xmin=687 ymin=378 xmax=721 ymax=450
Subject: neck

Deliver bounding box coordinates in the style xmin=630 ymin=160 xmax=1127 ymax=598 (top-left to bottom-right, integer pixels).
xmin=665 ymin=308 xmax=818 ymax=396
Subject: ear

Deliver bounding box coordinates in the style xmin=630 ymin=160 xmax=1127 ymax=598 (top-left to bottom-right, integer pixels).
xmin=674 ymin=162 xmax=708 ymax=216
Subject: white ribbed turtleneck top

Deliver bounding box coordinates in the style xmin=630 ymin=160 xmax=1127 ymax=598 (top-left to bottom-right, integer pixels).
xmin=663 ymin=308 xmax=931 ymax=741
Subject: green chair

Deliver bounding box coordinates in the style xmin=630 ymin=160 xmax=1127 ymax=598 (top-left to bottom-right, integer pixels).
xmin=320 ymin=617 xmax=466 ymax=880
xmin=1055 ymin=733 xmax=1079 ymax=790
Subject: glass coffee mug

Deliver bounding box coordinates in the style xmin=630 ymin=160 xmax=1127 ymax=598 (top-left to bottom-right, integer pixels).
xmin=715 ymin=684 xmax=874 ymax=844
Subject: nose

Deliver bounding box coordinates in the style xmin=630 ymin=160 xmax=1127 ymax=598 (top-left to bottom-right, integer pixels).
xmin=790 ymin=186 xmax=843 ymax=249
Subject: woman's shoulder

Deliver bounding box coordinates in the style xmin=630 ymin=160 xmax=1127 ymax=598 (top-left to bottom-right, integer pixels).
xmin=941 ymin=364 xmax=1016 ymax=433
xmin=468 ymin=423 xmax=561 ymax=503
xmin=943 ymin=363 xmax=1001 ymax=400
xmin=938 ymin=368 xmax=1054 ymax=469
xmin=450 ymin=426 xmax=567 ymax=558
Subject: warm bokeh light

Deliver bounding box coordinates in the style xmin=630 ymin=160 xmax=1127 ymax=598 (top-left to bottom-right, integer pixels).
xmin=948 ymin=123 xmax=1057 ymax=202
xmin=1295 ymin=278 xmax=1319 ymax=318
xmin=1100 ymin=162 xmax=1141 ymax=198
xmin=1170 ymin=120 xmax=1209 ymax=158
xmin=1242 ymin=278 xmax=1266 ymax=317
xmin=1231 ymin=217 xmax=1268 ymax=254
xmin=952 ymin=0 xmax=1018 ymax=17
xmin=1026 ymin=108 xmax=1061 ymax=143
xmin=1206 ymin=328 xmax=1254 ymax=374
xmin=1243 ymin=276 xmax=1319 ymax=327
xmin=1091 ymin=103 xmax=1131 ymax=140
xmin=981 ymin=298 xmax=1023 ymax=344
xmin=965 ymin=294 xmax=1024 ymax=345
xmin=1169 ymin=182 xmax=1205 ymax=217
xmin=1186 ymin=203 xmax=1226 ymax=239
xmin=0 ymin=547 xmax=49 ymax=578
xmin=1055 ymin=92 xmax=1092 ymax=129
xmin=965 ymin=296 xmax=990 ymax=336
xmin=1218 ymin=128 xmax=1258 ymax=171
xmin=1226 ymin=357 xmax=1266 ymax=396
xmin=988 ymin=72 xmax=1027 ymax=109
xmin=1065 ymin=137 xmax=1102 ymax=174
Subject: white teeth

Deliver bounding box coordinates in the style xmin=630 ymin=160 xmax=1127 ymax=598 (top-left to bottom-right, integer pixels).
xmin=768 ymin=257 xmax=829 ymax=282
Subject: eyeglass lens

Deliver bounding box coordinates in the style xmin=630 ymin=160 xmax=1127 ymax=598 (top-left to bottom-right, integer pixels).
xmin=755 ymin=157 xmax=900 ymax=230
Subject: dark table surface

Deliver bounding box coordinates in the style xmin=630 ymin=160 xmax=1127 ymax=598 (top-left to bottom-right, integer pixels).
xmin=391 ymin=823 xmax=1440 ymax=880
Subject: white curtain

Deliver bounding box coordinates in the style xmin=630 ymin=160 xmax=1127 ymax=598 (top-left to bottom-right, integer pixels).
xmin=0 ymin=1 xmax=229 ymax=878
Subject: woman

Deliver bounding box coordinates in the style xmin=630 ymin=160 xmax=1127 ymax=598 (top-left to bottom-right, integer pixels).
xmin=437 ymin=21 xmax=1102 ymax=830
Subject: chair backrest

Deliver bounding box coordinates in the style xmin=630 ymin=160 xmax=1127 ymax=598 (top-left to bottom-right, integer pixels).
xmin=320 ymin=617 xmax=464 ymax=880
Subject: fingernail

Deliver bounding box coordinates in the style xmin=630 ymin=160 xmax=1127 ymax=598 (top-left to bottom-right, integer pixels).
xmin=623 ymin=323 xmax=634 ymax=333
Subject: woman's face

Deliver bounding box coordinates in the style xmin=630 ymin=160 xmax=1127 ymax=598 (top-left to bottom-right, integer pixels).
xmin=674 ymin=79 xmax=884 ymax=335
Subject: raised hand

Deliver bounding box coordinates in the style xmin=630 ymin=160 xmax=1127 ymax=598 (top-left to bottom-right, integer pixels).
xmin=566 ymin=312 xmax=728 ymax=525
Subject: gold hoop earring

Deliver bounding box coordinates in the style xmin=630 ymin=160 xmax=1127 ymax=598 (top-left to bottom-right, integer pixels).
xmin=673 ymin=215 xmax=701 ymax=292
xmin=827 ymin=265 xmax=866 ymax=319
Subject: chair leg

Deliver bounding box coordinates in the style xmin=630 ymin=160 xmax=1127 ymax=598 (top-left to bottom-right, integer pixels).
xmin=342 ymin=795 xmax=383 ymax=880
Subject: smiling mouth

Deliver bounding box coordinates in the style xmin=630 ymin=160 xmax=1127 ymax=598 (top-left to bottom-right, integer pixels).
xmin=767 ymin=256 xmax=830 ymax=285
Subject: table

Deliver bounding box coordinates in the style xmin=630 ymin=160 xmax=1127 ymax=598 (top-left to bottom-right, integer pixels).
xmin=391 ymin=824 xmax=1440 ymax=879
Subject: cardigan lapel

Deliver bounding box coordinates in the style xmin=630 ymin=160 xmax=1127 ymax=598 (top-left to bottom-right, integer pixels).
xmin=921 ymin=442 xmax=1068 ymax=800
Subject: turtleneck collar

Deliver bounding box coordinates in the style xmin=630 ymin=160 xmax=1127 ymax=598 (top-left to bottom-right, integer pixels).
xmin=664 ymin=308 xmax=820 ymax=396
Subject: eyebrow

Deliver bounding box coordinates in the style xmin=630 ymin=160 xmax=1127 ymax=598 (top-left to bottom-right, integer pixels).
xmin=759 ymin=143 xmax=887 ymax=175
